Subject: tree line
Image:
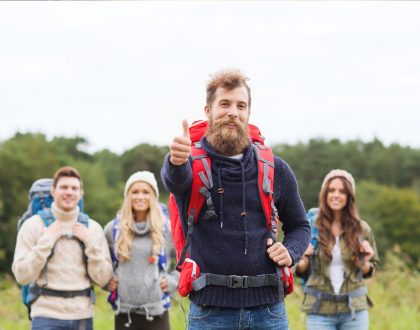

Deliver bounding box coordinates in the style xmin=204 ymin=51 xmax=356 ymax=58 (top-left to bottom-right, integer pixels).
xmin=0 ymin=133 xmax=419 ymax=273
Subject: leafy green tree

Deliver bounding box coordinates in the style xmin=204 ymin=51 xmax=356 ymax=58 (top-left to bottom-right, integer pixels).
xmin=357 ymin=181 xmax=420 ymax=268
xmin=93 ymin=149 xmax=123 ymax=187
xmin=0 ymin=133 xmax=60 ymax=272
xmin=273 ymin=138 xmax=420 ymax=209
xmin=73 ymin=161 xmax=122 ymax=227
xmin=51 ymin=136 xmax=92 ymax=162
xmin=371 ymin=188 xmax=420 ymax=266
xmin=120 ymin=144 xmax=169 ymax=193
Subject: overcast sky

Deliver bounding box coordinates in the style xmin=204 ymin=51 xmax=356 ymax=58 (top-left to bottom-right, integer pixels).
xmin=1 ymin=1 xmax=419 ymax=154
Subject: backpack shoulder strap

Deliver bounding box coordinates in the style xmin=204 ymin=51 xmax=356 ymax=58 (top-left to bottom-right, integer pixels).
xmin=112 ymin=217 xmax=121 ymax=241
xmin=73 ymin=212 xmax=91 ymax=274
xmin=77 ymin=212 xmax=89 ymax=228
xmin=253 ymin=143 xmax=295 ymax=295
xmin=37 ymin=208 xmax=55 ymax=227
xmin=187 ymin=142 xmax=215 ymax=223
xmin=175 ymin=142 xmax=216 ymax=269
xmin=163 ymin=212 xmax=170 ymax=234
xmin=169 ymin=194 xmax=185 ymax=263
xmin=253 ymin=143 xmax=277 ymax=232
xmin=158 ymin=211 xmax=171 ymax=271
xmin=110 ymin=218 xmax=121 ymax=265
xmin=307 ymin=208 xmax=319 ymax=249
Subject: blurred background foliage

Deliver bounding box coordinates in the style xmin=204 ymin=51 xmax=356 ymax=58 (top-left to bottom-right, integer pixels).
xmin=0 ymin=133 xmax=419 ymax=274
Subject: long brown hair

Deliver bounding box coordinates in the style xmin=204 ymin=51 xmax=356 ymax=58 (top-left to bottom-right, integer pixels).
xmin=317 ymin=176 xmax=362 ymax=262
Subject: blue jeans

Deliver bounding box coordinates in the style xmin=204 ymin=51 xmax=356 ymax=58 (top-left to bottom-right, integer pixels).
xmin=188 ymin=301 xmax=289 ymax=330
xmin=307 ymin=310 xmax=369 ymax=330
xmin=32 ymin=317 xmax=93 ymax=330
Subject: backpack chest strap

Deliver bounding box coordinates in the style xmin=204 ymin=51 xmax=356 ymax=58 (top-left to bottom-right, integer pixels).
xmin=192 ymin=273 xmax=281 ymax=291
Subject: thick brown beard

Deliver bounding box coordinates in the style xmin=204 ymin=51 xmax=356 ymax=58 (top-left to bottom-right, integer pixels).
xmin=206 ymin=117 xmax=250 ymax=156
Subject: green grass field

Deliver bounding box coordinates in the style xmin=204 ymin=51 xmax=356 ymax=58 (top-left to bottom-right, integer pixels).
xmin=1 ymin=254 xmax=418 ymax=330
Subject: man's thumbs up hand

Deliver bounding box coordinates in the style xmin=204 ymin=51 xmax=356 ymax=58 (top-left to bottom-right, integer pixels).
xmin=182 ymin=119 xmax=190 ymax=139
xmin=170 ymin=120 xmax=191 ymax=166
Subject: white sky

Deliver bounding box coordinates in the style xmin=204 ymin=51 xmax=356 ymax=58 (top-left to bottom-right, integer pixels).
xmin=1 ymin=1 xmax=419 ymax=153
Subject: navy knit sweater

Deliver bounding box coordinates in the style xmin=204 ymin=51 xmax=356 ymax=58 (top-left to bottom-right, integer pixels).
xmin=161 ymin=138 xmax=310 ymax=308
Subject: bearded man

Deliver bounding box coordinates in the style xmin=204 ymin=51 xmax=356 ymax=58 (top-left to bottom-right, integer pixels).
xmin=161 ymin=69 xmax=310 ymax=330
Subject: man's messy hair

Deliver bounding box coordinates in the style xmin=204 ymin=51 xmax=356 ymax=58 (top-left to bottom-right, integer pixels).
xmin=206 ymin=69 xmax=251 ymax=109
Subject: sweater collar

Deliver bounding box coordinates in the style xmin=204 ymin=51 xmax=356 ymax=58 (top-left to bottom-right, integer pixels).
xmin=51 ymin=202 xmax=79 ymax=222
xmin=133 ymin=219 xmax=150 ymax=236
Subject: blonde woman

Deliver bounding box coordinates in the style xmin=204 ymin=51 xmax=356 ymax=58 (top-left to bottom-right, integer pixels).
xmin=104 ymin=171 xmax=178 ymax=330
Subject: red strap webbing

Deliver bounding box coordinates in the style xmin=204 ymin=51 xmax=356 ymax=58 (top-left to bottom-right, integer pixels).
xmin=254 ymin=143 xmax=277 ymax=232
xmin=187 ymin=144 xmax=211 ymax=223
xmin=169 ymin=194 xmax=186 ymax=262
xmin=188 ymin=141 xmax=276 ymax=228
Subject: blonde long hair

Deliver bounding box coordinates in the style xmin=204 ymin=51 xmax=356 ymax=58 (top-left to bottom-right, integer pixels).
xmin=115 ymin=183 xmax=165 ymax=262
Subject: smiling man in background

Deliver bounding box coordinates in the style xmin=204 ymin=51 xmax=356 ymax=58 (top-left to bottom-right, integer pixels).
xmin=12 ymin=166 xmax=113 ymax=330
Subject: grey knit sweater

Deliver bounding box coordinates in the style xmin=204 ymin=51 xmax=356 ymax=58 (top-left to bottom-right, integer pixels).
xmin=104 ymin=219 xmax=178 ymax=317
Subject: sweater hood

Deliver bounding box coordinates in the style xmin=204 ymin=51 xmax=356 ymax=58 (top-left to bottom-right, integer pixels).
xmin=201 ymin=137 xmax=257 ymax=255
xmin=201 ymin=138 xmax=256 ymax=180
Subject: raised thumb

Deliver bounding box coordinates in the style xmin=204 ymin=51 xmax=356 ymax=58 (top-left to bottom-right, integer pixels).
xmin=182 ymin=119 xmax=190 ymax=139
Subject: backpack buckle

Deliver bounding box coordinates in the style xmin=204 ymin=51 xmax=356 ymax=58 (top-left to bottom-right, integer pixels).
xmin=228 ymin=275 xmax=249 ymax=288
xmin=61 ymin=233 xmax=74 ymax=239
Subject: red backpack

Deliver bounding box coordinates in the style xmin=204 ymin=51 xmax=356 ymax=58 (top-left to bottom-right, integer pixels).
xmin=168 ymin=120 xmax=294 ymax=297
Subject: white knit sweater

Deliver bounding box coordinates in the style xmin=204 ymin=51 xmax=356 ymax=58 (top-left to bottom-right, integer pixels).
xmin=12 ymin=203 xmax=113 ymax=320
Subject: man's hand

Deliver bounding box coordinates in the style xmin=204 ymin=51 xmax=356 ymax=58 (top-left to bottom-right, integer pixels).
xmin=43 ymin=221 xmax=63 ymax=243
xmin=160 ymin=277 xmax=169 ymax=293
xmin=72 ymin=222 xmax=92 ymax=244
xmin=267 ymin=238 xmax=292 ymax=267
xmin=107 ymin=275 xmax=119 ymax=292
xmin=170 ymin=120 xmax=191 ymax=166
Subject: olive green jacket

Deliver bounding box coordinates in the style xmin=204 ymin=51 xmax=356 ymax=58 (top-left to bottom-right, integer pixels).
xmin=298 ymin=220 xmax=379 ymax=315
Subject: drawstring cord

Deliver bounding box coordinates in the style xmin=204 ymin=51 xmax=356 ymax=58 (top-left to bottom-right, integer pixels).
xmin=120 ymin=302 xmax=158 ymax=327
xmin=124 ymin=308 xmax=132 ymax=327
xmin=215 ymin=160 xmax=248 ymax=255
xmin=240 ymin=162 xmax=248 ymax=255
xmin=144 ymin=306 xmax=153 ymax=321
xmin=217 ymin=166 xmax=224 ymax=229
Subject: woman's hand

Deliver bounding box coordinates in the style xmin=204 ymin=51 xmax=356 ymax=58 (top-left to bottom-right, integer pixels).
xmin=360 ymin=240 xmax=374 ymax=262
xmin=304 ymin=244 xmax=314 ymax=257
xmin=107 ymin=275 xmax=119 ymax=292
xmin=359 ymin=240 xmax=374 ymax=274
xmin=295 ymin=244 xmax=314 ymax=274
xmin=160 ymin=277 xmax=168 ymax=293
